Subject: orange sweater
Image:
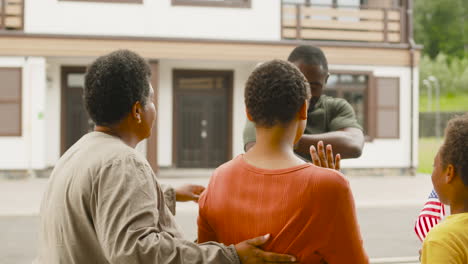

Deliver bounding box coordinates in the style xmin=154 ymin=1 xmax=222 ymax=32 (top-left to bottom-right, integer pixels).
xmin=198 ymin=155 xmax=368 ymax=264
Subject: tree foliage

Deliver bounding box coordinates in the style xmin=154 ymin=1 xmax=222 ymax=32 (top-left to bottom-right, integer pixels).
xmin=414 ymin=0 xmax=467 ymax=59
xmin=419 ymin=53 xmax=468 ymax=95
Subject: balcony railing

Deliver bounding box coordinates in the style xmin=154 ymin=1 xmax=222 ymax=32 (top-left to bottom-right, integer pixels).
xmin=282 ymin=3 xmax=406 ymax=43
xmin=0 ymin=0 xmax=24 ymax=31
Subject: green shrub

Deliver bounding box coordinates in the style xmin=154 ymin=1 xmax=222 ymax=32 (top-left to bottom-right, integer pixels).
xmin=419 ymin=54 xmax=468 ymax=96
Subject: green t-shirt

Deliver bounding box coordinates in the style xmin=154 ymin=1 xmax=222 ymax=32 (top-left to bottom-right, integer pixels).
xmin=243 ymin=95 xmax=362 ymax=149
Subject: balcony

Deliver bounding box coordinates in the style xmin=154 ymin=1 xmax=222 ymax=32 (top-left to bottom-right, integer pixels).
xmin=0 ymin=0 xmax=24 ymax=31
xmin=282 ymin=1 xmax=407 ymax=44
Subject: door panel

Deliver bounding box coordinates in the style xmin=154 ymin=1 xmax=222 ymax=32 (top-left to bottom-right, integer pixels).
xmin=66 ymin=87 xmax=90 ymax=151
xmin=206 ymin=93 xmax=228 ymax=167
xmin=174 ymin=70 xmax=232 ymax=168
xmin=61 ymin=67 xmax=93 ymax=154
xmin=178 ymin=94 xmax=204 ymax=167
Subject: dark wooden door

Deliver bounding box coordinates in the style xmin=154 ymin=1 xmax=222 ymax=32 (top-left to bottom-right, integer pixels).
xmin=174 ymin=70 xmax=232 ymax=168
xmin=61 ymin=67 xmax=93 ymax=154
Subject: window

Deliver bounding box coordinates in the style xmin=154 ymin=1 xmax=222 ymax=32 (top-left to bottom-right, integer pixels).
xmin=324 ymin=73 xmax=400 ymax=140
xmin=362 ymin=0 xmax=402 ymax=8
xmin=172 ymin=0 xmax=251 ymax=8
xmin=283 ymin=0 xmax=359 ymax=7
xmin=0 ymin=68 xmax=22 ymax=136
xmin=58 ymin=0 xmax=143 ymax=4
xmin=177 ymin=76 xmax=227 ymax=90
xmin=325 ymin=73 xmax=370 ymax=135
xmin=284 ymin=0 xmax=401 ymax=7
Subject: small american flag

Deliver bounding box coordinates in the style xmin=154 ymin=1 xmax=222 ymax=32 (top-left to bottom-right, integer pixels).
xmin=414 ymin=189 xmax=446 ymax=242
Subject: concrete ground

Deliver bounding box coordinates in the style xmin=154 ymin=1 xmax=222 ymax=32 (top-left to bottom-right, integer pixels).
xmin=0 ymin=172 xmax=432 ymax=264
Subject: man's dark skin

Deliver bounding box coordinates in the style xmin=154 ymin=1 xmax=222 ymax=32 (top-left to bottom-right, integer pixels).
xmin=246 ymin=62 xmax=364 ymax=159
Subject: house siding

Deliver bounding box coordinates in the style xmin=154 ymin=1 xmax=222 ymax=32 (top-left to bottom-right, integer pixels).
xmin=25 ymin=0 xmax=281 ymax=41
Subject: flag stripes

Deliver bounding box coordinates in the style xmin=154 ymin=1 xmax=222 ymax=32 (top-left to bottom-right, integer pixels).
xmin=414 ymin=190 xmax=445 ymax=242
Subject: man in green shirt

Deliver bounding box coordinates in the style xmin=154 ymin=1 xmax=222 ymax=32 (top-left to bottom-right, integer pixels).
xmin=243 ymin=45 xmax=364 ymax=160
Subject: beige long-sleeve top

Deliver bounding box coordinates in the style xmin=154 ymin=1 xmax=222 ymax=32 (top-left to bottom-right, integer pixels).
xmin=35 ymin=132 xmax=240 ymax=264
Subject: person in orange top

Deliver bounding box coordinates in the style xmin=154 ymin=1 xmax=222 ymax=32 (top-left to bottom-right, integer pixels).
xmin=198 ymin=60 xmax=368 ymax=264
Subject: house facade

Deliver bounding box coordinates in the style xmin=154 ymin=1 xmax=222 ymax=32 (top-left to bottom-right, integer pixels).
xmin=0 ymin=0 xmax=420 ymax=176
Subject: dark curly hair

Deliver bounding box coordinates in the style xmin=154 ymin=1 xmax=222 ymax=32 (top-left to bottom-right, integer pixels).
xmin=440 ymin=114 xmax=468 ymax=186
xmin=84 ymin=49 xmax=151 ymax=125
xmin=245 ymin=60 xmax=310 ymax=127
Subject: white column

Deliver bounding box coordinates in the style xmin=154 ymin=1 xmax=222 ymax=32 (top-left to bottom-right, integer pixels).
xmin=24 ymin=57 xmax=47 ymax=171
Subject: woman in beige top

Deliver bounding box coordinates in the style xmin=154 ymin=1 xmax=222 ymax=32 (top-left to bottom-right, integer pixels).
xmin=35 ymin=50 xmax=297 ymax=264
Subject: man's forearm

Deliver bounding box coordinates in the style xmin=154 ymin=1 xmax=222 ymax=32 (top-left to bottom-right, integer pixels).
xmin=296 ymin=129 xmax=364 ymax=159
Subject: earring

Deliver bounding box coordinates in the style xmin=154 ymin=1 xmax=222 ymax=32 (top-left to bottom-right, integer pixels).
xmin=138 ymin=119 xmax=142 ymax=124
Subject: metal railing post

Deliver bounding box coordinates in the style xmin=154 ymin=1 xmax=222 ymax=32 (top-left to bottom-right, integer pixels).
xmin=423 ymin=79 xmax=432 ymax=112
xmin=400 ymin=5 xmax=406 ymax=43
xmin=428 ymin=76 xmax=441 ymax=138
xmin=295 ymin=3 xmax=301 ymax=40
xmin=1 ymin=0 xmax=5 ymax=30
xmin=383 ymin=8 xmax=389 ymax=42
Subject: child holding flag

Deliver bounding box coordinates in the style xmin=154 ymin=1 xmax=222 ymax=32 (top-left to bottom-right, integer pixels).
xmin=420 ymin=114 xmax=468 ymax=263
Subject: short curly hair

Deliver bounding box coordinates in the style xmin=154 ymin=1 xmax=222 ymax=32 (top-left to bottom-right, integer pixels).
xmin=287 ymin=45 xmax=328 ymax=72
xmin=440 ymin=114 xmax=468 ymax=186
xmin=245 ymin=60 xmax=310 ymax=127
xmin=84 ymin=49 xmax=151 ymax=125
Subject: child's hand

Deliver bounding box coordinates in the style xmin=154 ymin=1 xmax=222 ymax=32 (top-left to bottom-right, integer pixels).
xmin=310 ymin=141 xmax=341 ymax=171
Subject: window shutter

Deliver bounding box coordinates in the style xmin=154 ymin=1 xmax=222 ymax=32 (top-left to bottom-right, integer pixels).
xmin=0 ymin=68 xmax=22 ymax=136
xmin=375 ymin=77 xmax=399 ymax=138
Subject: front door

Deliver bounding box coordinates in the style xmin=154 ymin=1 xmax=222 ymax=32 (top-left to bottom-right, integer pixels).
xmin=61 ymin=67 xmax=93 ymax=154
xmin=173 ymin=70 xmax=232 ymax=168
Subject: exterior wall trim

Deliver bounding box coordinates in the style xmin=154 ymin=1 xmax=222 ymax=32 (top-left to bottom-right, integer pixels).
xmin=58 ymin=0 xmax=142 ymax=3
xmin=0 ymin=32 xmax=422 ymax=50
xmin=172 ymin=0 xmax=251 ymax=8
xmin=0 ymin=33 xmax=422 ymax=67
